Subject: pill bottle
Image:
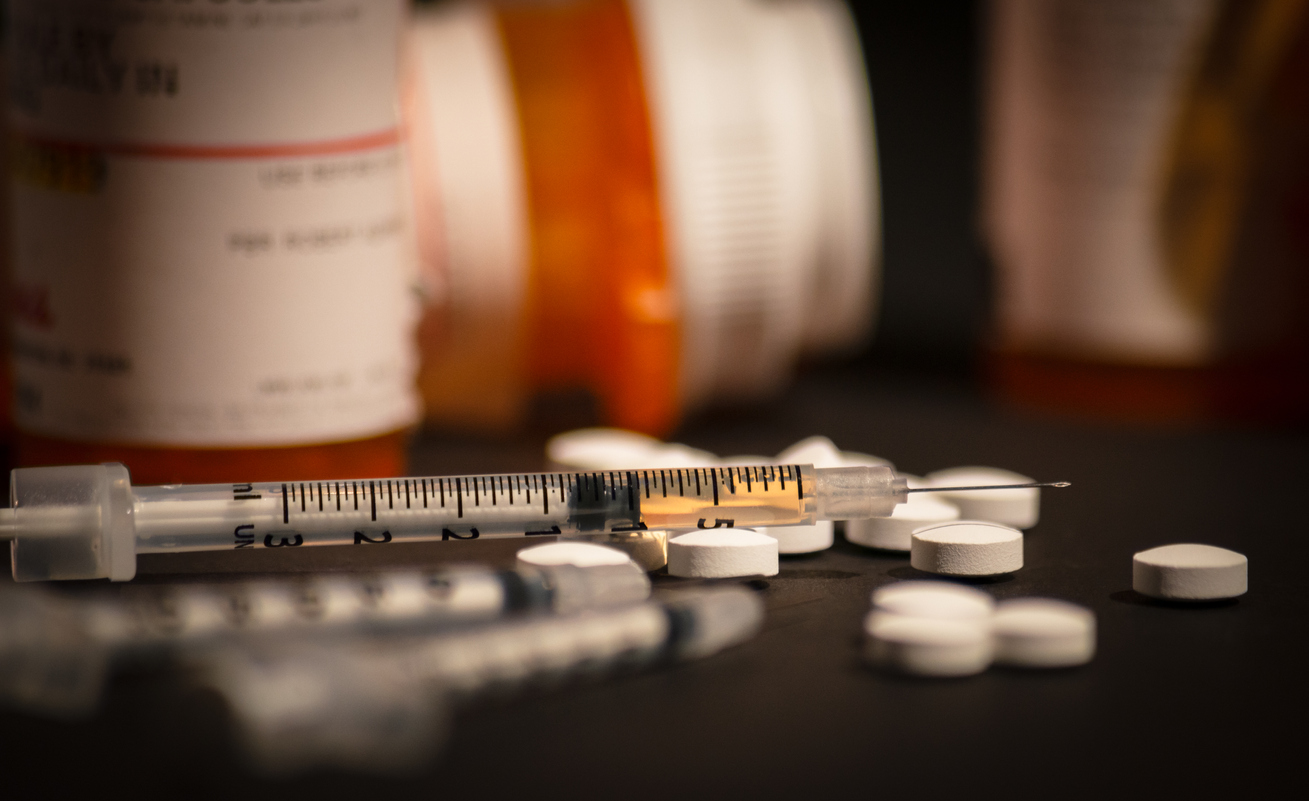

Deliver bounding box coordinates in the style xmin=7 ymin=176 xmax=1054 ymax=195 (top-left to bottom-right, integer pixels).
xmin=6 ymin=0 xmax=420 ymax=484
xmin=407 ymin=0 xmax=879 ymax=436
xmin=984 ymin=0 xmax=1309 ymax=424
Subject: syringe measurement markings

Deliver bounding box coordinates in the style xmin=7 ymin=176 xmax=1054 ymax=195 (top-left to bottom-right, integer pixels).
xmin=711 ymin=469 xmax=719 ymax=506
xmin=794 ymin=465 xmax=803 ymax=500
xmin=779 ymin=467 xmax=786 ymax=491
xmin=317 ymin=483 xmax=324 ymax=511
xmin=301 ymin=483 xmax=307 ymax=512
xmin=627 ymin=472 xmax=635 ymax=511
xmin=281 ymin=483 xmax=289 ymax=524
xmin=455 ymin=478 xmax=463 ymax=518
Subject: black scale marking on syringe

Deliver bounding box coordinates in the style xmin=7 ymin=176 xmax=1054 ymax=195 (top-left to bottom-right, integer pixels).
xmin=272 ymin=467 xmax=800 ymax=519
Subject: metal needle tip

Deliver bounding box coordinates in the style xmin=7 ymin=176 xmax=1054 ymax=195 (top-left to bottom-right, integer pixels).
xmin=904 ymin=481 xmax=1071 ymax=493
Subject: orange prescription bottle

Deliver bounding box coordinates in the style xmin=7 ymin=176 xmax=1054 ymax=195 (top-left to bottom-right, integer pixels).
xmin=407 ymin=0 xmax=880 ymax=436
xmin=6 ymin=0 xmax=420 ymax=484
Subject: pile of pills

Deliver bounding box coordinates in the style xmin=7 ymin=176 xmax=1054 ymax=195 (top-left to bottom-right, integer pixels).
xmin=863 ymin=581 xmax=1096 ymax=677
xmin=538 ymin=430 xmax=1250 ymax=683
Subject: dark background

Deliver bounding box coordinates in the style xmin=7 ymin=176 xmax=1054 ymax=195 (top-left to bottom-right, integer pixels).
xmin=850 ymin=0 xmax=988 ymax=373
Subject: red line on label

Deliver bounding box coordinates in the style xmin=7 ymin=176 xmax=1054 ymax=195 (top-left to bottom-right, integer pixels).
xmin=11 ymin=128 xmax=402 ymax=160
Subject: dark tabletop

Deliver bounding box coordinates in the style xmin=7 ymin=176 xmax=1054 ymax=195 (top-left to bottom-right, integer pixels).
xmin=1 ymin=365 xmax=1303 ymax=798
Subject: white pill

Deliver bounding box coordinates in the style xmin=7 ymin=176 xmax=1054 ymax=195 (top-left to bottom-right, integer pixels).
xmin=641 ymin=443 xmax=719 ymax=468
xmin=846 ymin=496 xmax=959 ymax=551
xmin=545 ymin=428 xmax=663 ymax=470
xmin=516 ymin=541 xmax=633 ymax=569
xmin=840 ymin=451 xmax=894 ymax=469
xmin=758 ymin=520 xmax=835 ymax=554
xmin=1132 ymin=543 xmax=1248 ymax=601
xmin=911 ymin=521 xmax=1024 ymax=576
xmin=864 ymin=614 xmax=993 ymax=677
xmin=667 ymin=529 xmax=779 ymax=578
xmin=870 ymin=581 xmax=994 ymax=624
xmin=718 ymin=455 xmax=773 ymax=466
xmin=992 ymin=598 xmax=1096 ymax=668
xmin=924 ymin=466 xmax=1041 ymax=529
xmin=775 ymin=436 xmax=844 ymax=467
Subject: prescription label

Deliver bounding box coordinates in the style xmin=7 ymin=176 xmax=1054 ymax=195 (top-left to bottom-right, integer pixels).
xmin=6 ymin=0 xmax=420 ymax=447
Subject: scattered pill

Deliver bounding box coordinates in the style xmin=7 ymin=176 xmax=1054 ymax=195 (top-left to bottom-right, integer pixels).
xmin=1132 ymin=543 xmax=1247 ymax=601
xmin=991 ymin=598 xmax=1095 ymax=668
xmin=517 ymin=541 xmax=633 ymax=569
xmin=718 ymin=455 xmax=774 ymax=466
xmin=546 ymin=428 xmax=663 ymax=470
xmin=775 ymin=436 xmax=844 ymax=467
xmin=924 ymin=466 xmax=1041 ymax=529
xmin=846 ymin=496 xmax=959 ymax=552
xmin=765 ymin=521 xmax=835 ymax=554
xmin=870 ymin=581 xmax=994 ymax=625
xmin=667 ymin=529 xmax=779 ymax=578
xmin=864 ymin=614 xmax=993 ymax=677
xmin=840 ymin=451 xmax=894 ymax=469
xmin=640 ymin=443 xmax=719 ymax=468
xmin=911 ymin=521 xmax=1024 ymax=576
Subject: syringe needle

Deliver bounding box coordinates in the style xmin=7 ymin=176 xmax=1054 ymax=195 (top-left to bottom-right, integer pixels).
xmin=904 ymin=481 xmax=1071 ymax=493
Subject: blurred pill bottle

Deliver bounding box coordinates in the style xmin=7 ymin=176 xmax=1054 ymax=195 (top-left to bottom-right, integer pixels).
xmin=406 ymin=0 xmax=879 ymax=436
xmin=5 ymin=0 xmax=420 ymax=483
xmin=984 ymin=0 xmax=1309 ymax=424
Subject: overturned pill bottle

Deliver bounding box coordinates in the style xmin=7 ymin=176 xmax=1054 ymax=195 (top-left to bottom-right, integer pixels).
xmin=6 ymin=0 xmax=420 ymax=483
xmin=407 ymin=0 xmax=879 ymax=436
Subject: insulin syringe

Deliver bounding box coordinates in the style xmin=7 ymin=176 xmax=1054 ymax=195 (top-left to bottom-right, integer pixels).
xmin=0 ymin=462 xmax=1067 ymax=582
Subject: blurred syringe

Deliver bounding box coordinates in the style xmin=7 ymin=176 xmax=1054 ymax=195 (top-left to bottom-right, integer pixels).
xmin=0 ymin=463 xmax=1067 ymax=581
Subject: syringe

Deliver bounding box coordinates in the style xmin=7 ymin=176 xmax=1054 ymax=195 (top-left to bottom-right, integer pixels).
xmin=0 ymin=463 xmax=1067 ymax=581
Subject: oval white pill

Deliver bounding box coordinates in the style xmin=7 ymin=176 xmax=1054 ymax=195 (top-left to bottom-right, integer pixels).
xmin=758 ymin=520 xmax=835 ymax=554
xmin=667 ymin=529 xmax=779 ymax=578
xmin=864 ymin=614 xmax=993 ymax=677
xmin=992 ymin=598 xmax=1096 ymax=668
xmin=1132 ymin=543 xmax=1248 ymax=601
xmin=546 ymin=428 xmax=663 ymax=470
xmin=846 ymin=496 xmax=959 ymax=551
xmin=516 ymin=541 xmax=633 ymax=569
xmin=870 ymin=581 xmax=994 ymax=624
xmin=924 ymin=466 xmax=1041 ymax=529
xmin=911 ymin=521 xmax=1024 ymax=576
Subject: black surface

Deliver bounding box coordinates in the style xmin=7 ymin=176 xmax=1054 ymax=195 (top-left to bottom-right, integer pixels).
xmin=1 ymin=367 xmax=1303 ymax=798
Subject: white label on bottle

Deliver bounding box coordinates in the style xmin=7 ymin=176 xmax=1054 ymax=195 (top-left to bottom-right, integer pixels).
xmin=984 ymin=0 xmax=1217 ymax=364
xmin=7 ymin=0 xmax=419 ymax=447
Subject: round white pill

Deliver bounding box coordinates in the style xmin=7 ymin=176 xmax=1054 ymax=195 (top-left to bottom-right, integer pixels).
xmin=870 ymin=581 xmax=994 ymax=624
xmin=641 ymin=443 xmax=719 ymax=468
xmin=846 ymin=496 xmax=959 ymax=551
xmin=1132 ymin=543 xmax=1248 ymax=601
xmin=911 ymin=521 xmax=1024 ymax=576
xmin=864 ymin=614 xmax=993 ymax=677
xmin=545 ymin=428 xmax=663 ymax=470
xmin=992 ymin=598 xmax=1096 ymax=668
xmin=667 ymin=529 xmax=779 ymax=578
xmin=776 ymin=436 xmax=844 ymax=467
xmin=758 ymin=520 xmax=835 ymax=554
xmin=840 ymin=451 xmax=894 ymax=469
xmin=718 ymin=455 xmax=774 ymax=466
xmin=924 ymin=466 xmax=1041 ymax=529
xmin=516 ymin=541 xmax=633 ymax=569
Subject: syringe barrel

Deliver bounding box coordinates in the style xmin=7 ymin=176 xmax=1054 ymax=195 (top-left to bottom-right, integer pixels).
xmin=813 ymin=465 xmax=906 ymax=520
